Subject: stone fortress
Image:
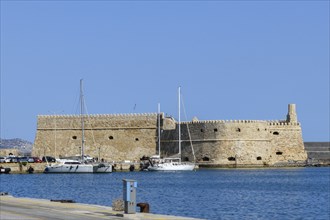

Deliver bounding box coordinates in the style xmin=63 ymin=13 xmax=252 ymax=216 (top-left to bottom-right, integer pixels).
xmin=33 ymin=104 xmax=307 ymax=167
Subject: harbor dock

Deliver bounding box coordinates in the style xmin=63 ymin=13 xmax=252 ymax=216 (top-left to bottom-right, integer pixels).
xmin=1 ymin=162 xmax=140 ymax=173
xmin=0 ymin=194 xmax=203 ymax=220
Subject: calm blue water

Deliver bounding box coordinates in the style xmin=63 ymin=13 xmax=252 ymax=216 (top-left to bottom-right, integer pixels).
xmin=1 ymin=167 xmax=329 ymax=220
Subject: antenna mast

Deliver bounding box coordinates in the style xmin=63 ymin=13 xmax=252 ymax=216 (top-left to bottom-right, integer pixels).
xmin=158 ymin=103 xmax=161 ymax=157
xmin=80 ymin=79 xmax=85 ymax=162
xmin=178 ymin=86 xmax=181 ymax=156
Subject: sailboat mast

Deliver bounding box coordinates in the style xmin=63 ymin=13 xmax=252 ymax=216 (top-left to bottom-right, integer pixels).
xmin=178 ymin=86 xmax=181 ymax=156
xmin=158 ymin=103 xmax=161 ymax=157
xmin=54 ymin=114 xmax=57 ymax=159
xmin=80 ymin=79 xmax=85 ymax=162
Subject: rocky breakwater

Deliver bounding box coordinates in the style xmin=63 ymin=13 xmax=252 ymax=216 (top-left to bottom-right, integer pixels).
xmin=305 ymin=142 xmax=330 ymax=166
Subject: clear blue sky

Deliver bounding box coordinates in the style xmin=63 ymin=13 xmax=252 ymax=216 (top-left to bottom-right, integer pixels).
xmin=1 ymin=1 xmax=329 ymax=142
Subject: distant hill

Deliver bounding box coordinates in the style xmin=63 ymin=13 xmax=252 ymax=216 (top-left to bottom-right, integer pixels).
xmin=0 ymin=138 xmax=33 ymax=154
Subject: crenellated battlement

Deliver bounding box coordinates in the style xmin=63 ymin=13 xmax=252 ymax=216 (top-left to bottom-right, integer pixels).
xmin=183 ymin=119 xmax=266 ymax=124
xmin=39 ymin=114 xmax=300 ymax=127
xmin=181 ymin=119 xmax=300 ymax=126
xmin=38 ymin=112 xmax=158 ymax=118
xmin=267 ymin=121 xmax=300 ymax=126
xmin=36 ymin=112 xmax=159 ymax=131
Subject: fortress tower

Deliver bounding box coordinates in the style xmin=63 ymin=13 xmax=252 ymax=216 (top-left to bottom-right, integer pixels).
xmin=286 ymin=104 xmax=298 ymax=123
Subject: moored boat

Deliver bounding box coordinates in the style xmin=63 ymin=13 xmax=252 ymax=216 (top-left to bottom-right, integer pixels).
xmin=147 ymin=87 xmax=196 ymax=171
xmin=44 ymin=80 xmax=112 ymax=174
xmin=44 ymin=159 xmax=112 ymax=173
xmin=147 ymin=157 xmax=195 ymax=171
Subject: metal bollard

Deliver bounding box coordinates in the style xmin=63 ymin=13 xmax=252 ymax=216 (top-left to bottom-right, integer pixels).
xmin=123 ymin=179 xmax=137 ymax=214
xmin=137 ymin=203 xmax=150 ymax=213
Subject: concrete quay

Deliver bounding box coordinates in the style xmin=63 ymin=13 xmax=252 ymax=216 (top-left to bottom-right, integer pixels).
xmin=0 ymin=194 xmax=203 ymax=220
xmin=1 ymin=162 xmax=140 ymax=174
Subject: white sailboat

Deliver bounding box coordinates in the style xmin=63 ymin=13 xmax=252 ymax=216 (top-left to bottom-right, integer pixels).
xmin=148 ymin=87 xmax=196 ymax=171
xmin=44 ymin=80 xmax=112 ymax=173
xmin=44 ymin=159 xmax=112 ymax=173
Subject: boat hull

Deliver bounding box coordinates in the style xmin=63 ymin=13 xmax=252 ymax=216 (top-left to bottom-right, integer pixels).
xmin=93 ymin=164 xmax=112 ymax=173
xmin=44 ymin=163 xmax=112 ymax=173
xmin=148 ymin=163 xmax=195 ymax=171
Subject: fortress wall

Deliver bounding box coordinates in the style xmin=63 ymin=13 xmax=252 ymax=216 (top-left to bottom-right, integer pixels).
xmin=161 ymin=120 xmax=271 ymax=164
xmin=33 ymin=104 xmax=307 ymax=166
xmin=36 ymin=113 xmax=158 ymax=129
xmin=267 ymin=122 xmax=307 ymax=164
xmin=33 ymin=113 xmax=159 ymax=162
xmin=160 ymin=118 xmax=306 ymax=165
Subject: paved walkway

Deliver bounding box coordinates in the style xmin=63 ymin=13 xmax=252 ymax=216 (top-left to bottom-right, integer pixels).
xmin=0 ymin=195 xmax=203 ymax=220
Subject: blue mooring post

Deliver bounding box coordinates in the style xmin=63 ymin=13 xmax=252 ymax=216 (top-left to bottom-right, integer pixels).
xmin=123 ymin=179 xmax=137 ymax=214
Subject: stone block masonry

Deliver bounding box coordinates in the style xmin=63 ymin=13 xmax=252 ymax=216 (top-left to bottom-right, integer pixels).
xmin=173 ymin=119 xmax=306 ymax=167
xmin=33 ymin=104 xmax=307 ymax=167
xmin=33 ymin=113 xmax=159 ymax=162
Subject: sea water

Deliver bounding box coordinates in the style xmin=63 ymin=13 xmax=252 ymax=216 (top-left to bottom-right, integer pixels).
xmin=0 ymin=167 xmax=329 ymax=220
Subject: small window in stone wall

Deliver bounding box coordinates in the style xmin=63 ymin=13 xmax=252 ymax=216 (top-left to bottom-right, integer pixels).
xmin=257 ymin=156 xmax=262 ymax=160
xmin=135 ymin=138 xmax=139 ymax=141
xmin=236 ymin=128 xmax=241 ymax=132
xmin=228 ymin=156 xmax=236 ymax=161
xmin=202 ymin=156 xmax=210 ymax=161
xmin=276 ymin=151 xmax=283 ymax=155
xmin=72 ymin=136 xmax=77 ymax=140
xmin=273 ymin=131 xmax=279 ymax=135
xmin=109 ymin=136 xmax=114 ymax=140
xmin=214 ymin=128 xmax=218 ymax=132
